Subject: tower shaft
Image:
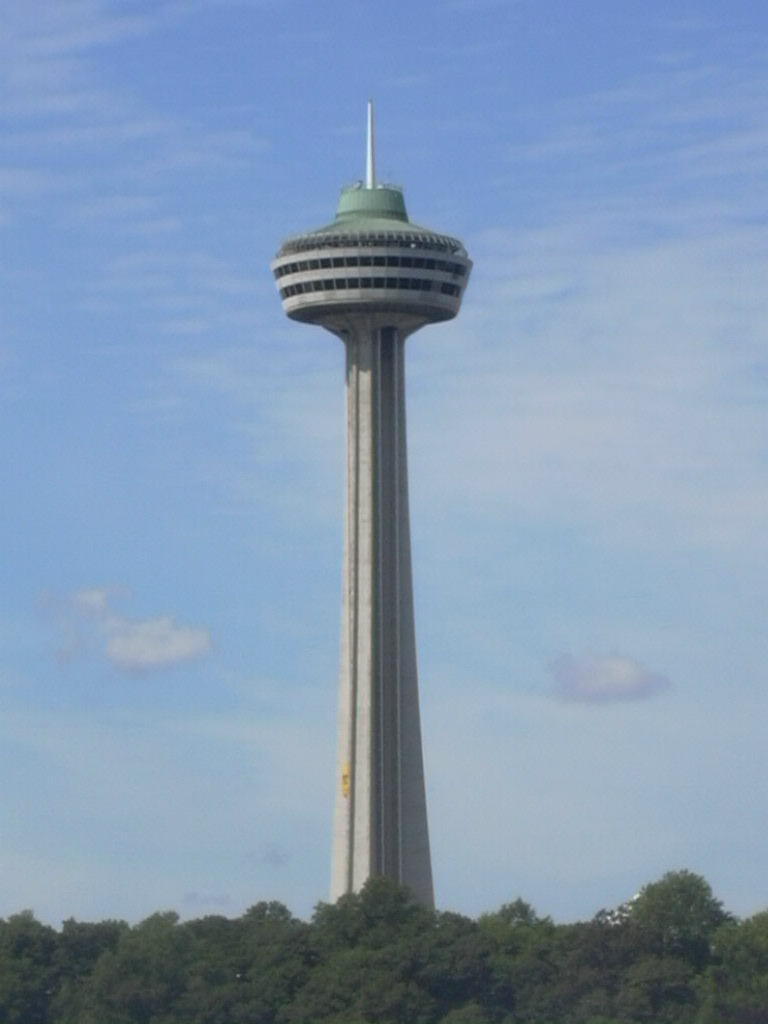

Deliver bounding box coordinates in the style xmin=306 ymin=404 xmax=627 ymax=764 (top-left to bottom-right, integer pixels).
xmin=332 ymin=324 xmax=433 ymax=907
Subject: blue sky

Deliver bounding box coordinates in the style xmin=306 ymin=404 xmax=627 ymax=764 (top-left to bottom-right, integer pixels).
xmin=2 ymin=0 xmax=768 ymax=926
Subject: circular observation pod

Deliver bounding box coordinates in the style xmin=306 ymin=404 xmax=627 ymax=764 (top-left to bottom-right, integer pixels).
xmin=271 ymin=183 xmax=472 ymax=331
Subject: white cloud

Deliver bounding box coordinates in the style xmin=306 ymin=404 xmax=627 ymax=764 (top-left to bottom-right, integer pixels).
xmin=104 ymin=614 xmax=211 ymax=671
xmin=548 ymin=653 xmax=671 ymax=704
xmin=60 ymin=587 xmax=212 ymax=672
xmin=71 ymin=586 xmax=111 ymax=614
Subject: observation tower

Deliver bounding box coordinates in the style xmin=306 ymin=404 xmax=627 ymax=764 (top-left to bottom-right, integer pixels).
xmin=271 ymin=104 xmax=471 ymax=907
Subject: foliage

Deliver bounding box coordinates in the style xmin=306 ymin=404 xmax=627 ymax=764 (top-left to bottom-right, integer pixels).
xmin=0 ymin=910 xmax=59 ymax=1024
xmin=0 ymin=872 xmax=764 ymax=1024
xmin=696 ymin=910 xmax=768 ymax=1024
xmin=626 ymin=870 xmax=730 ymax=967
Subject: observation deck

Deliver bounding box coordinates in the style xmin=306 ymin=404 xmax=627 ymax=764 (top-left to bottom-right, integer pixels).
xmin=271 ymin=181 xmax=472 ymax=329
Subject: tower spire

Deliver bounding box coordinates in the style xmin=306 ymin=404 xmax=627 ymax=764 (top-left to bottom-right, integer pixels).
xmin=365 ymin=99 xmax=376 ymax=189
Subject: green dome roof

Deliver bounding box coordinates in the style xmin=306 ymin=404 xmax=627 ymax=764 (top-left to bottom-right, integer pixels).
xmin=334 ymin=183 xmax=409 ymax=225
xmin=308 ymin=182 xmax=441 ymax=235
xmin=276 ymin=183 xmax=466 ymax=257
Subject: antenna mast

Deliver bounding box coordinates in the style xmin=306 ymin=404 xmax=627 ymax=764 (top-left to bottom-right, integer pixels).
xmin=365 ymin=99 xmax=376 ymax=189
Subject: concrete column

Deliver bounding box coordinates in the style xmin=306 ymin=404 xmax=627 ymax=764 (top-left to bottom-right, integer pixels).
xmin=331 ymin=324 xmax=433 ymax=907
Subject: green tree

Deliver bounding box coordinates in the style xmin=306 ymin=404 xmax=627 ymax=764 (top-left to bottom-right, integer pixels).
xmin=697 ymin=911 xmax=768 ymax=1024
xmin=51 ymin=917 xmax=128 ymax=1023
xmin=285 ymin=880 xmax=437 ymax=1024
xmin=311 ymin=877 xmax=434 ymax=952
xmin=440 ymin=1002 xmax=494 ymax=1024
xmin=280 ymin=943 xmax=435 ymax=1024
xmin=628 ymin=870 xmax=729 ymax=968
xmin=614 ymin=954 xmax=698 ymax=1024
xmin=169 ymin=914 xmax=244 ymax=1024
xmin=411 ymin=911 xmax=494 ymax=1020
xmin=478 ymin=899 xmax=548 ymax=952
xmin=478 ymin=899 xmax=557 ymax=1021
xmin=0 ymin=867 xmax=752 ymax=1024
xmin=0 ymin=910 xmax=59 ymax=1024
xmin=76 ymin=911 xmax=192 ymax=1024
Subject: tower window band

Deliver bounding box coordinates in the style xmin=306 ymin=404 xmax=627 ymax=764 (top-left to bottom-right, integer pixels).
xmin=279 ymin=277 xmax=447 ymax=299
xmin=274 ymin=256 xmax=466 ymax=279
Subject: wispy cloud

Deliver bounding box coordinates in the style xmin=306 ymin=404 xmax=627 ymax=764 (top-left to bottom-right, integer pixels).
xmin=548 ymin=653 xmax=671 ymax=704
xmin=411 ymin=230 xmax=768 ymax=553
xmin=0 ymin=166 xmax=70 ymax=197
xmin=508 ymin=45 xmax=768 ymax=205
xmin=1 ymin=0 xmax=269 ymax=245
xmin=407 ymin=50 xmax=768 ymax=560
xmin=0 ymin=2 xmax=171 ymax=118
xmin=0 ymin=685 xmax=331 ymax=921
xmin=55 ymin=587 xmax=212 ymax=672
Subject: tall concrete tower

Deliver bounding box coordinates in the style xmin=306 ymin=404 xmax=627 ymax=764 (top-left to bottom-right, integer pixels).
xmin=271 ymin=104 xmax=471 ymax=907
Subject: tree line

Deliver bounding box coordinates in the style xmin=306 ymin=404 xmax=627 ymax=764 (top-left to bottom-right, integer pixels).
xmin=1 ymin=870 xmax=766 ymax=1024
